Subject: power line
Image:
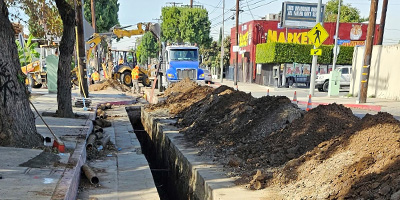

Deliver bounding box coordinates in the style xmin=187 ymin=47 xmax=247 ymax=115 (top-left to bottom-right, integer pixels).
xmin=248 ymin=0 xmax=278 ymax=10
xmin=245 ymin=0 xmax=255 ymax=20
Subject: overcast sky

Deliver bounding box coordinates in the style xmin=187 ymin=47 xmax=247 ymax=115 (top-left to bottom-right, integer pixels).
xmin=115 ymin=0 xmax=400 ymax=49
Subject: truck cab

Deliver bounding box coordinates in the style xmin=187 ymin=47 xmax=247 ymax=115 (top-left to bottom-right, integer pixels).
xmin=163 ymin=45 xmax=205 ymax=85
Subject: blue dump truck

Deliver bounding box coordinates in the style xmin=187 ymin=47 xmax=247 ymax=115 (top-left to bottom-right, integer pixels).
xmin=163 ymin=45 xmax=205 ymax=86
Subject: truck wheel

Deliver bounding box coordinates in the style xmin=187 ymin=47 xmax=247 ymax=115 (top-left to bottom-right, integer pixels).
xmin=318 ymin=87 xmax=324 ymax=92
xmin=120 ymin=71 xmax=132 ymax=87
xmin=322 ymin=81 xmax=329 ymax=92
xmin=141 ymin=75 xmax=152 ymax=87
xmin=288 ymin=78 xmax=294 ymax=87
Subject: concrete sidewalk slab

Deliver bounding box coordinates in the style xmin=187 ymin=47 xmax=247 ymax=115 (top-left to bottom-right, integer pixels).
xmin=77 ymin=106 xmax=159 ymax=200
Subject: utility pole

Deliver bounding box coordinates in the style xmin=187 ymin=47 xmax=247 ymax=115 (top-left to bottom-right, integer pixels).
xmin=220 ymin=0 xmax=225 ymax=83
xmin=76 ymin=0 xmax=89 ymax=97
xmin=309 ymin=0 xmax=322 ymax=96
xmin=190 ymin=0 xmax=193 ymax=8
xmin=234 ymin=0 xmax=239 ymax=86
xmin=332 ymin=0 xmax=341 ymax=71
xmin=359 ymin=0 xmax=379 ymax=103
xmin=90 ymin=0 xmax=96 ymax=31
xmin=377 ymin=0 xmax=388 ymax=45
xmin=90 ymin=0 xmax=100 ymax=72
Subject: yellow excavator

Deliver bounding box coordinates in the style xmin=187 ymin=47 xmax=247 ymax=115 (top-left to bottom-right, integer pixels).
xmin=86 ymin=23 xmax=160 ymax=87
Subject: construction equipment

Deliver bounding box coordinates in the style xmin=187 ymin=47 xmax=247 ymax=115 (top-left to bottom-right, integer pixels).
xmin=21 ymin=45 xmax=57 ymax=88
xmin=86 ymin=23 xmax=159 ymax=87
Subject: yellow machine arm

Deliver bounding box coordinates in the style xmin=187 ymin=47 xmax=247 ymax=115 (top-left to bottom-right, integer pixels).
xmin=112 ymin=23 xmax=145 ymax=38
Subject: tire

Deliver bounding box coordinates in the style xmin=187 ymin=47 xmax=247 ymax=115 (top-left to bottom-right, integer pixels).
xmin=288 ymin=78 xmax=294 ymax=87
xmin=317 ymin=87 xmax=324 ymax=92
xmin=322 ymin=81 xmax=329 ymax=92
xmin=120 ymin=71 xmax=132 ymax=87
xmin=140 ymin=74 xmax=151 ymax=87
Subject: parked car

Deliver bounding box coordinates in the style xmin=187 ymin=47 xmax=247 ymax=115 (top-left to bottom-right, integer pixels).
xmin=315 ymin=66 xmax=352 ymax=92
xmin=203 ymin=69 xmax=212 ymax=83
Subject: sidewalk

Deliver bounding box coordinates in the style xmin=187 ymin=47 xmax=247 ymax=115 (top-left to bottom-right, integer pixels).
xmin=0 ymin=87 xmax=158 ymax=200
xmin=213 ymin=79 xmax=400 ymax=117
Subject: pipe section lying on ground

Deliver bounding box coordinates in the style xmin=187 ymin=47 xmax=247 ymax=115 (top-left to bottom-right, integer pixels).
xmin=82 ymin=164 xmax=99 ymax=184
xmin=86 ymin=134 xmax=97 ymax=150
xmin=94 ymin=125 xmax=103 ymax=133
xmin=100 ymin=135 xmax=110 ymax=147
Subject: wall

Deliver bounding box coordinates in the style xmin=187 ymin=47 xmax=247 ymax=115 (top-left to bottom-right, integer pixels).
xmin=350 ymin=44 xmax=400 ymax=100
xmin=230 ymin=20 xmax=379 ymax=83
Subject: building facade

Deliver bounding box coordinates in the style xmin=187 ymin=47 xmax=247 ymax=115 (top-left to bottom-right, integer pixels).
xmin=229 ymin=20 xmax=379 ymax=84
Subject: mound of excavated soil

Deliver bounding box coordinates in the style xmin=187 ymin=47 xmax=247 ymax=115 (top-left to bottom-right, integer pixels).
xmin=146 ymin=78 xmax=214 ymax=115
xmin=145 ymin=82 xmax=400 ymax=199
xmin=89 ymin=79 xmax=131 ymax=92
xmin=262 ymin=112 xmax=400 ymax=199
xmin=178 ymin=85 xmax=304 ymax=173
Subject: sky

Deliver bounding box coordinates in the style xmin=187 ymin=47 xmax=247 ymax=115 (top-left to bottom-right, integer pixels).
xmin=114 ymin=0 xmax=400 ymax=50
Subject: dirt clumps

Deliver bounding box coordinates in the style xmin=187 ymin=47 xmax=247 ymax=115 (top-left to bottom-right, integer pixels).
xmin=146 ymin=78 xmax=214 ymax=115
xmin=89 ymin=79 xmax=131 ymax=92
xmin=146 ymin=80 xmax=400 ymax=199
xmin=263 ymin=111 xmax=400 ymax=199
xmin=176 ymin=85 xmax=304 ymax=177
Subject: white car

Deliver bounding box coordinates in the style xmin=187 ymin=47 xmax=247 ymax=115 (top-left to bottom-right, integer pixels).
xmin=315 ymin=66 xmax=352 ymax=92
xmin=203 ymin=69 xmax=212 ymax=83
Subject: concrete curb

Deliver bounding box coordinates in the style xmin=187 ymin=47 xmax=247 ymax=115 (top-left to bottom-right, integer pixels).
xmin=52 ymin=100 xmax=136 ymax=200
xmin=297 ymin=100 xmax=382 ymax=112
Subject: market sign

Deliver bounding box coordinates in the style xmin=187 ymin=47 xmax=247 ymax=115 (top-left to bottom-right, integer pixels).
xmin=281 ymin=2 xmax=325 ymax=28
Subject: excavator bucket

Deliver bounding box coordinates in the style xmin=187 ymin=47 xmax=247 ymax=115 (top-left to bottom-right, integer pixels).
xmin=149 ymin=23 xmax=161 ymax=41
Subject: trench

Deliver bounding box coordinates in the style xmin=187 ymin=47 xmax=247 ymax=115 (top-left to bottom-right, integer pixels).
xmin=126 ymin=107 xmax=174 ymax=200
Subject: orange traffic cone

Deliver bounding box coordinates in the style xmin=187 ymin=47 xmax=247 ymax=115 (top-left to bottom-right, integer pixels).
xmin=292 ymin=91 xmax=298 ymax=104
xmin=208 ymin=81 xmax=210 ymax=86
xmin=235 ymin=85 xmax=238 ymax=91
xmin=267 ymin=89 xmax=270 ymax=96
xmin=306 ymin=94 xmax=312 ymax=111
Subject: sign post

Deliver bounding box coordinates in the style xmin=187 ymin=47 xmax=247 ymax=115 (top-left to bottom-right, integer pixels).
xmin=307 ymin=0 xmax=325 ymax=96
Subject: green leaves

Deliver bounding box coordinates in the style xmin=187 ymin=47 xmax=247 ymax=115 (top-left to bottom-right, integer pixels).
xmin=15 ymin=34 xmax=40 ymax=66
xmin=136 ymin=32 xmax=159 ymax=65
xmin=325 ymin=0 xmax=367 ymax=23
xmin=84 ymin=0 xmax=119 ymax=33
xmin=256 ymin=42 xmax=354 ymax=65
xmin=161 ymin=7 xmax=211 ymax=48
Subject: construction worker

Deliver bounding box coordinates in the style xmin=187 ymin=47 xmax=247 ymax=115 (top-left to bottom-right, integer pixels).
xmin=91 ymin=70 xmax=100 ymax=84
xmin=131 ymin=65 xmax=140 ymax=94
xmin=118 ymin=56 xmax=124 ymax=65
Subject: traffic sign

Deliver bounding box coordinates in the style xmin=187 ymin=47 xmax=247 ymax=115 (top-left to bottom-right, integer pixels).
xmin=307 ymin=23 xmax=329 ymax=48
xmin=310 ymin=49 xmax=322 ymax=56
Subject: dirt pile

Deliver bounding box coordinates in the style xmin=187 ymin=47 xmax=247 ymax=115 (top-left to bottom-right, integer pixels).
xmin=146 ymin=78 xmax=214 ymax=115
xmin=146 ymin=83 xmax=400 ymax=199
xmin=178 ymin=85 xmax=304 ymax=172
xmin=89 ymin=79 xmax=131 ymax=92
xmin=262 ymin=112 xmax=400 ymax=199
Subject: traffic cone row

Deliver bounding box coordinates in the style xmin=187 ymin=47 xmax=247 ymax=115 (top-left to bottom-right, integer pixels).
xmin=267 ymin=89 xmax=270 ymax=96
xmin=306 ymin=94 xmax=312 ymax=111
xmin=292 ymin=91 xmax=298 ymax=104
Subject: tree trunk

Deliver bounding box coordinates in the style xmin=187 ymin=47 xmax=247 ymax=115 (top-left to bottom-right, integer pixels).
xmin=55 ymin=0 xmax=75 ymax=118
xmin=0 ymin=0 xmax=43 ymax=148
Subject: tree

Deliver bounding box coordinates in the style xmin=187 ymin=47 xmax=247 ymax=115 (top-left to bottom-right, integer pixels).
xmin=136 ymin=32 xmax=158 ymax=65
xmin=161 ymin=6 xmax=181 ymax=43
xmin=161 ymin=6 xmax=211 ymax=48
xmin=325 ymin=0 xmax=368 ymax=23
xmin=83 ymin=0 xmax=119 ymax=33
xmin=0 ymin=0 xmax=43 ymax=148
xmin=55 ymin=0 xmax=75 ymax=118
xmin=15 ymin=34 xmax=40 ymax=66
